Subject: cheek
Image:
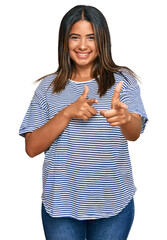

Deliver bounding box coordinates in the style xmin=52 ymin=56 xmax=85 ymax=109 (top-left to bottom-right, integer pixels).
xmin=68 ymin=42 xmax=75 ymax=58
xmin=90 ymin=43 xmax=98 ymax=54
xmin=68 ymin=40 xmax=76 ymax=51
xmin=69 ymin=50 xmax=75 ymax=60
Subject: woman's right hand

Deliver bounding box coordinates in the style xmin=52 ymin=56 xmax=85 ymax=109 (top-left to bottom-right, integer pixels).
xmin=25 ymin=84 xmax=98 ymax=158
xmin=64 ymin=84 xmax=99 ymax=121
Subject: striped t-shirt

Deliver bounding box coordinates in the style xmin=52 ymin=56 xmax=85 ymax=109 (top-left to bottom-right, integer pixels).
xmin=19 ymin=72 xmax=148 ymax=220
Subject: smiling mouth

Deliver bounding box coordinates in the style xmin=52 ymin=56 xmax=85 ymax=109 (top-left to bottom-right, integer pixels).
xmin=75 ymin=51 xmax=91 ymax=58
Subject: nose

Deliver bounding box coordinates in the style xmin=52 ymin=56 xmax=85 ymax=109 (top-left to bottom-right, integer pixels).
xmin=78 ymin=38 xmax=88 ymax=51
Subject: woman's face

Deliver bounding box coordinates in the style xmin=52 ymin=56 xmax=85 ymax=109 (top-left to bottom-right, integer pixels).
xmin=69 ymin=20 xmax=98 ymax=70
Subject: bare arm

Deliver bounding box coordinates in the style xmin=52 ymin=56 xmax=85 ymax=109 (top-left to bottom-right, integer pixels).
xmin=100 ymin=81 xmax=142 ymax=141
xmin=25 ymin=84 xmax=98 ymax=157
xmin=120 ymin=112 xmax=141 ymax=141
xmin=25 ymin=108 xmax=70 ymax=157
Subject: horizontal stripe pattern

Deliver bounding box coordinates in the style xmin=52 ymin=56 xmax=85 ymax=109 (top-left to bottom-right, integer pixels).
xmin=19 ymin=72 xmax=148 ymax=220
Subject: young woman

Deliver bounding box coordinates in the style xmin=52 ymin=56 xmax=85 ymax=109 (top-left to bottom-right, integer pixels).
xmin=19 ymin=5 xmax=148 ymax=240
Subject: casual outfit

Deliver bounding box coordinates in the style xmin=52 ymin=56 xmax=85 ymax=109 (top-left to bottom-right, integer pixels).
xmin=19 ymin=72 xmax=148 ymax=239
xmin=42 ymin=197 xmax=134 ymax=240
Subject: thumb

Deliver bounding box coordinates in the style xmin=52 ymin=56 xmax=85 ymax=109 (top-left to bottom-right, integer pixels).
xmin=81 ymin=84 xmax=89 ymax=99
xmin=112 ymin=82 xmax=127 ymax=109
xmin=113 ymin=100 xmax=128 ymax=110
xmin=112 ymin=81 xmax=123 ymax=104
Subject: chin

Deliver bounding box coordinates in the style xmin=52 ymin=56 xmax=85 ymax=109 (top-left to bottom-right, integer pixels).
xmin=73 ymin=57 xmax=97 ymax=67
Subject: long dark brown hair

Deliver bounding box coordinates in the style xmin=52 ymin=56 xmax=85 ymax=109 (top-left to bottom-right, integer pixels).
xmin=38 ymin=5 xmax=138 ymax=97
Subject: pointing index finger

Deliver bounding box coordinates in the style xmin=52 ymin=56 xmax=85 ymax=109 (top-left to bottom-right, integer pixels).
xmin=86 ymin=98 xmax=99 ymax=106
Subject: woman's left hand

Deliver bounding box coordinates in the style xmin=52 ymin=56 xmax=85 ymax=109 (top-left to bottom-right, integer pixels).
xmin=99 ymin=81 xmax=132 ymax=126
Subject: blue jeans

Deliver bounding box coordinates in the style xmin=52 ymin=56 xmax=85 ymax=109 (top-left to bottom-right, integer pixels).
xmin=42 ymin=198 xmax=134 ymax=240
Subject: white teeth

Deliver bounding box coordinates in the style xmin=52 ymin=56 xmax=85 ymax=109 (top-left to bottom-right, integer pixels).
xmin=77 ymin=52 xmax=89 ymax=55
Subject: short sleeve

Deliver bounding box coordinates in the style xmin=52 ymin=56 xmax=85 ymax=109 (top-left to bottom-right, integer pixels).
xmin=120 ymin=74 xmax=148 ymax=134
xmin=19 ymin=83 xmax=49 ymax=137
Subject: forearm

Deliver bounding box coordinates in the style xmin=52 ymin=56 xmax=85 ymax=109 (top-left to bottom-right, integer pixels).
xmin=25 ymin=107 xmax=70 ymax=157
xmin=25 ymin=87 xmax=99 ymax=158
xmin=120 ymin=113 xmax=142 ymax=141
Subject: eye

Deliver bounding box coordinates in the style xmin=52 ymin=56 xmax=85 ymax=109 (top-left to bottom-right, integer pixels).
xmin=87 ymin=36 xmax=95 ymax=40
xmin=70 ymin=35 xmax=80 ymax=40
xmin=72 ymin=36 xmax=79 ymax=40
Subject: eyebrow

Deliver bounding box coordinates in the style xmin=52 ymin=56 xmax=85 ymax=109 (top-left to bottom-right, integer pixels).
xmin=69 ymin=33 xmax=94 ymax=37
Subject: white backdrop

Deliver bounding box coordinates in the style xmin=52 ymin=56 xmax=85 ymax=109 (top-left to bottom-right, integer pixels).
xmin=1 ymin=0 xmax=166 ymax=239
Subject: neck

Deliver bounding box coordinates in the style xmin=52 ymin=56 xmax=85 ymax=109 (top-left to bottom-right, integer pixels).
xmin=71 ymin=65 xmax=93 ymax=82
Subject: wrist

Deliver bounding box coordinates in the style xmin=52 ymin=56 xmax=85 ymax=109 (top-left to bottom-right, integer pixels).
xmin=62 ymin=105 xmax=72 ymax=121
xmin=121 ymin=109 xmax=132 ymax=126
xmin=127 ymin=110 xmax=132 ymax=124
